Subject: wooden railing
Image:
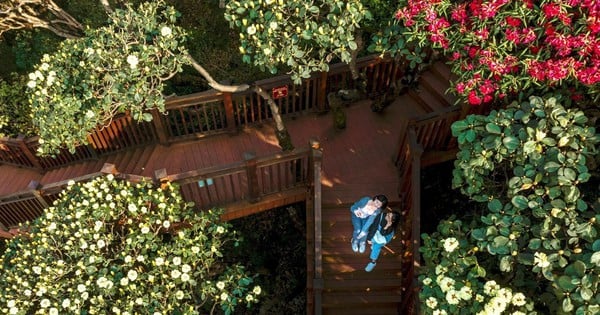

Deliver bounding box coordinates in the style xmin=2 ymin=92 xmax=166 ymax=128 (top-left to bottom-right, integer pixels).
xmin=395 ymin=107 xmax=462 ymax=314
xmin=306 ymin=140 xmax=323 ymax=315
xmin=0 ymin=145 xmax=316 ymax=233
xmin=0 ymin=55 xmax=405 ymax=172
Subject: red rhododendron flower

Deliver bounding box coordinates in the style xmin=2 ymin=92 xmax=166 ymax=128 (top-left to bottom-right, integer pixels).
xmin=468 ymin=90 xmax=482 ymax=105
xmin=505 ymin=16 xmax=521 ymax=27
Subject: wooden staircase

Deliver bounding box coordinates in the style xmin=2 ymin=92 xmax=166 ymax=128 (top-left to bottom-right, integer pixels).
xmin=314 ymin=60 xmax=459 ymax=315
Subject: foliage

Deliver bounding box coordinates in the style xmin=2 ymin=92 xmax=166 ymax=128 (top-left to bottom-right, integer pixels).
xmin=391 ymin=0 xmax=600 ymax=106
xmin=0 ymin=74 xmax=36 ymax=137
xmin=27 ymin=1 xmax=190 ymax=156
xmin=0 ymin=174 xmax=261 ymax=315
xmin=227 ymin=204 xmax=306 ymax=314
xmin=419 ymin=94 xmax=600 ymax=314
xmin=224 ymin=0 xmax=371 ymax=84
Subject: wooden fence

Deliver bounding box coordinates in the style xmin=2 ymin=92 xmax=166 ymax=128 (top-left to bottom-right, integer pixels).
xmin=0 ymin=145 xmax=316 ymax=234
xmin=0 ymin=55 xmax=405 ymax=172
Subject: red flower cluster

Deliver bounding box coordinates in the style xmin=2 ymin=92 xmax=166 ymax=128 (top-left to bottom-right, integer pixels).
xmin=395 ymin=0 xmax=600 ymax=105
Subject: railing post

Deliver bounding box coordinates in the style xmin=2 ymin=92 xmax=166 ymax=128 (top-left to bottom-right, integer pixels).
xmin=308 ymin=139 xmax=323 ymax=315
xmin=17 ymin=135 xmax=42 ymax=170
xmin=150 ymin=109 xmax=170 ymax=145
xmin=316 ymin=72 xmax=328 ymax=112
xmin=244 ymin=152 xmax=260 ymax=203
xmin=223 ymin=92 xmax=237 ymax=133
xmin=28 ymin=180 xmax=50 ymax=209
xmin=154 ymin=168 xmax=171 ymax=190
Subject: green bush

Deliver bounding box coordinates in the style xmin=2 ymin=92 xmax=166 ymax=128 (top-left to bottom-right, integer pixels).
xmin=419 ymin=94 xmax=600 ymax=314
xmin=0 ymin=174 xmax=260 ymax=315
xmin=0 ymin=74 xmax=36 ymax=138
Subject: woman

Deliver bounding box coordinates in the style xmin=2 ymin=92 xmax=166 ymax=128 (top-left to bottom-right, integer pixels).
xmin=349 ymin=194 xmax=388 ymax=253
xmin=365 ymin=208 xmax=401 ymax=272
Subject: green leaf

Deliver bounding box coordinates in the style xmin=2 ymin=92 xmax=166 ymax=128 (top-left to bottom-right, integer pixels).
xmin=544 ymin=161 xmax=561 ymax=172
xmin=511 ymin=195 xmax=528 ymax=210
xmin=142 ymin=112 xmax=153 ymax=122
xmin=488 ymin=199 xmax=502 ymax=212
xmin=558 ymin=275 xmax=577 ymax=291
xmin=465 ymin=129 xmax=476 ymax=142
xmin=451 ymin=120 xmax=469 ymax=135
xmin=528 ymin=238 xmax=541 ymax=250
xmin=591 ymin=252 xmax=600 ymax=266
xmin=502 ymin=136 xmax=519 ymax=150
xmin=348 ymin=41 xmax=358 ymax=51
xmin=581 ymin=287 xmax=593 ymax=301
xmin=563 ymin=296 xmax=574 ymax=312
xmin=485 ymin=123 xmax=502 ymax=134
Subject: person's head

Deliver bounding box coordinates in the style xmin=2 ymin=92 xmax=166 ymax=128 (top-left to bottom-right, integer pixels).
xmin=382 ymin=208 xmax=401 ymax=234
xmin=372 ymin=195 xmax=388 ymax=210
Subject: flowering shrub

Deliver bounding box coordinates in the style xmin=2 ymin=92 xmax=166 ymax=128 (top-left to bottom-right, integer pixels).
xmin=390 ymin=0 xmax=600 ymax=105
xmin=0 ymin=175 xmax=260 ymax=315
xmin=224 ymin=0 xmax=370 ymax=84
xmin=420 ymin=94 xmax=600 ymax=314
xmin=27 ymin=1 xmax=189 ymax=155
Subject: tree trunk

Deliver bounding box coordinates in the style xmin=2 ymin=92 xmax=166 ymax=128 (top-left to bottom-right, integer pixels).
xmin=0 ymin=0 xmax=84 ymax=38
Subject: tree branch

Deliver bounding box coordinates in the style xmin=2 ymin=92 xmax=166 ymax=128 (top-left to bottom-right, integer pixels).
xmin=187 ymin=54 xmax=250 ymax=93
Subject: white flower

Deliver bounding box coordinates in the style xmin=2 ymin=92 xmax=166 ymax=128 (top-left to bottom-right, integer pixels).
xmin=163 ymin=220 xmax=171 ymax=229
xmin=435 ymin=265 xmax=447 ymax=275
xmin=475 ymin=294 xmax=484 ymax=302
xmin=155 ymin=257 xmax=164 ymax=266
xmin=175 ymin=290 xmax=184 ymax=299
xmin=62 ymin=299 xmax=70 ymax=308
xmin=182 ymin=264 xmax=191 ymax=273
xmin=126 ymin=55 xmax=139 ymax=69
xmin=438 ymin=276 xmax=455 ymax=293
xmin=459 ymin=286 xmax=472 ymax=300
xmin=269 ymin=22 xmax=278 ymax=30
xmin=220 ymin=292 xmax=228 ymax=301
xmin=9 ymin=307 xmax=18 ymax=315
xmin=426 ymin=297 xmax=438 ymax=309
xmin=173 ymin=256 xmax=181 ymax=266
xmin=41 ymin=63 xmax=50 ymax=71
xmin=135 ymin=298 xmax=144 ymax=305
xmin=141 ymin=226 xmax=150 ymax=234
xmin=128 ymin=203 xmax=137 ymax=212
xmin=120 ymin=277 xmax=129 ymax=286
xmin=136 ymin=255 xmax=145 ymax=262
xmin=97 ymin=239 xmax=106 ymax=249
xmin=33 ymin=266 xmax=42 ymax=275
xmin=216 ymin=281 xmax=225 ymax=290
xmin=181 ymin=273 xmax=190 ymax=282
xmin=512 ymin=292 xmax=526 ymax=306
xmin=443 ymin=237 xmax=459 ymax=252
xmin=7 ymin=300 xmax=15 ymax=308
xmin=77 ymin=284 xmax=87 ymax=292
xmin=24 ymin=290 xmax=31 ymax=296
xmin=497 ymin=288 xmax=512 ymax=302
xmin=26 ymin=80 xmax=37 ymax=88
xmin=247 ymin=25 xmax=257 ymax=35
xmin=433 ymin=310 xmax=447 ymax=315
xmin=446 ymin=289 xmax=460 ymax=305
xmin=483 ymin=280 xmax=499 ymax=295
xmin=49 ymin=308 xmax=58 ymax=315
xmin=246 ymin=294 xmax=254 ymax=302
xmin=127 ymin=270 xmax=138 ymax=281
xmin=161 ymin=26 xmax=172 ymax=37
xmin=216 ymin=226 xmax=225 ymax=234
xmin=171 ymin=269 xmax=181 ymax=279
xmin=41 ymin=299 xmax=51 ymax=308
xmin=422 ymin=277 xmax=432 ymax=286
xmin=253 ymin=286 xmax=261 ymax=295
xmin=534 ymin=252 xmax=550 ymax=268
xmin=124 ymin=255 xmax=133 ymax=263
xmin=191 ymin=246 xmax=200 ymax=254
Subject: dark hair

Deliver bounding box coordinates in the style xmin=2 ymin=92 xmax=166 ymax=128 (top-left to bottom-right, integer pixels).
xmin=380 ymin=209 xmax=401 ymax=236
xmin=373 ymin=194 xmax=388 ymax=209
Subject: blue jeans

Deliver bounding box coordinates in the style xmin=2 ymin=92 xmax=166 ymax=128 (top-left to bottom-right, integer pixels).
xmin=370 ymin=242 xmax=385 ymax=260
xmin=351 ymin=212 xmax=368 ymax=244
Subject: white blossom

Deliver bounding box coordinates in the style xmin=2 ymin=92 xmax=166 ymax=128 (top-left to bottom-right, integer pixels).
xmin=534 ymin=252 xmax=550 ymax=268
xmin=247 ymin=25 xmax=257 ymax=35
xmin=161 ymin=26 xmax=172 ymax=37
xmin=126 ymin=55 xmax=139 ymax=69
xmin=426 ymin=297 xmax=438 ymax=309
xmin=443 ymin=237 xmax=459 ymax=252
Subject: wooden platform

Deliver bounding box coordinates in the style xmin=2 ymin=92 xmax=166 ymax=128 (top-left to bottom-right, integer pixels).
xmin=0 ymin=61 xmax=457 ymax=314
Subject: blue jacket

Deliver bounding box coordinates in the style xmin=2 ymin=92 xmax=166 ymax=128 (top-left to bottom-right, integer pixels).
xmin=350 ymin=196 xmax=382 ymax=236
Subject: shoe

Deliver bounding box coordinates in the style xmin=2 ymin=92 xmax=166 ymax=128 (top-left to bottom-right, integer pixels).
xmin=359 ymin=242 xmax=366 ymax=254
xmin=351 ymin=238 xmax=359 ymax=253
xmin=365 ymin=261 xmax=376 ymax=272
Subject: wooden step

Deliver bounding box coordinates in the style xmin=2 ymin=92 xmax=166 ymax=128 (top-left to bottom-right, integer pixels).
xmin=322 ymin=290 xmax=402 ymax=307
xmin=323 ymin=304 xmax=400 ymax=315
xmin=418 ymin=71 xmax=455 ymax=108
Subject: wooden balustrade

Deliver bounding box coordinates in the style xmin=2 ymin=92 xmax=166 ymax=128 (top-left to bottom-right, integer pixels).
xmin=0 ymin=55 xmax=407 ymax=171
xmin=155 ymin=147 xmax=311 ymax=212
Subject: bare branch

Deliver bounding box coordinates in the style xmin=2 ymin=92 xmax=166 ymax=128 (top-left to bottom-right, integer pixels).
xmin=99 ymin=0 xmax=113 ymax=14
xmin=187 ymin=54 xmax=250 ymax=93
xmin=0 ymin=0 xmax=83 ymax=38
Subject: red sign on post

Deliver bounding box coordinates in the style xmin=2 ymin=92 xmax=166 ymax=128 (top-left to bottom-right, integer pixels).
xmin=272 ymin=85 xmax=288 ymax=99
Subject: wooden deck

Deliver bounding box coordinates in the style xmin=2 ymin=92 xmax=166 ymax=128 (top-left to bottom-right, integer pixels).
xmin=0 ymin=61 xmax=457 ymax=314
